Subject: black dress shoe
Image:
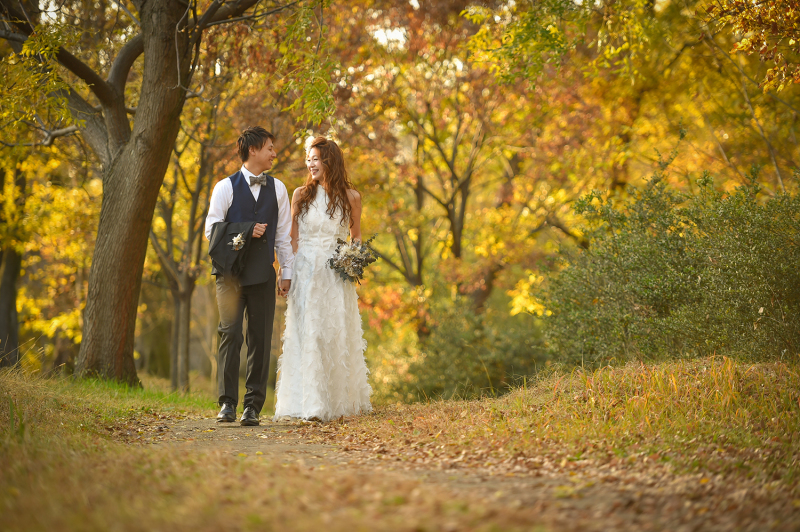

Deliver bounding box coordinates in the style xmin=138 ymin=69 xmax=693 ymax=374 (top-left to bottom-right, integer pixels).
xmin=216 ymin=402 xmax=236 ymax=423
xmin=240 ymin=406 xmax=259 ymax=426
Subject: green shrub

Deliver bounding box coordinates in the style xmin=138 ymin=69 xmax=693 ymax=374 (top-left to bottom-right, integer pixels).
xmin=545 ymin=168 xmax=800 ymax=366
xmin=403 ymin=303 xmax=547 ymax=400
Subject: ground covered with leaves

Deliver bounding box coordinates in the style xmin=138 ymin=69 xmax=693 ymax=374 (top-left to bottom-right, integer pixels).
xmin=1 ymin=357 xmax=798 ymax=531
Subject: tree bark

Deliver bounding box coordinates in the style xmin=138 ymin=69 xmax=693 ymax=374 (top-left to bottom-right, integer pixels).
xmin=169 ymin=293 xmax=179 ymax=390
xmin=0 ymin=247 xmax=21 ymax=367
xmin=1 ymin=0 xmax=279 ymax=383
xmin=176 ymin=282 xmax=195 ymax=392
xmin=75 ymin=2 xmax=192 ymax=384
xmin=51 ymin=333 xmax=77 ymax=374
xmin=0 ymin=166 xmax=25 ymax=367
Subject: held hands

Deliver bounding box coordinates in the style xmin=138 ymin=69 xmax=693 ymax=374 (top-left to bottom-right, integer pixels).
xmin=252 ymin=223 xmax=267 ymax=238
xmin=278 ymin=279 xmax=291 ymax=298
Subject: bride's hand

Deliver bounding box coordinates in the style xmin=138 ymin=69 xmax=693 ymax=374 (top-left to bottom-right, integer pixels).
xmin=278 ymin=279 xmax=291 ymax=298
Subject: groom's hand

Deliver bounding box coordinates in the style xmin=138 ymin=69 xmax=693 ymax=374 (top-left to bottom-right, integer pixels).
xmin=252 ymin=223 xmax=267 ymax=238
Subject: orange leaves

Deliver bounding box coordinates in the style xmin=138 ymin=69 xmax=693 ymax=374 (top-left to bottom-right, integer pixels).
xmin=706 ymin=0 xmax=800 ymax=92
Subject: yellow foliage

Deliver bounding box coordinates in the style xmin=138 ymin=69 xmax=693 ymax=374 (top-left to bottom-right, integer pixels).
xmin=508 ymin=272 xmax=551 ymax=317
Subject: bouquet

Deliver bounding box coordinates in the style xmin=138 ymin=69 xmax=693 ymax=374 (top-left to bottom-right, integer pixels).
xmin=327 ymin=235 xmax=378 ymax=284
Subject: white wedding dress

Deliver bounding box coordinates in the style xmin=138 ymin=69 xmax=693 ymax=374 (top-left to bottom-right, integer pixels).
xmin=273 ymin=188 xmax=372 ymax=422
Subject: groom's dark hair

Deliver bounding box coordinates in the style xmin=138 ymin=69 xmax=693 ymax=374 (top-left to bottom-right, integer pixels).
xmin=237 ymin=126 xmax=276 ymax=162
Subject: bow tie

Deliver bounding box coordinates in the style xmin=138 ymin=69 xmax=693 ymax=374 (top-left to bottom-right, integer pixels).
xmin=249 ymin=173 xmax=267 ymax=186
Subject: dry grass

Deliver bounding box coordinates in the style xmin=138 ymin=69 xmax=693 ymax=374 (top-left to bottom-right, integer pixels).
xmin=301 ymin=357 xmax=800 ymax=485
xmin=2 ymin=358 xmax=798 ymax=532
xmin=0 ymin=369 xmax=545 ymax=532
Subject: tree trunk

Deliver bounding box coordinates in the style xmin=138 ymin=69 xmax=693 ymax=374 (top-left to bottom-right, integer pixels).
xmin=51 ymin=333 xmax=77 ymax=375
xmin=74 ymin=2 xmax=191 ymax=384
xmin=169 ymin=294 xmax=179 ymax=390
xmin=167 ymin=280 xmax=195 ymax=392
xmin=176 ymin=282 xmax=195 ymax=392
xmin=0 ymin=246 xmax=21 ymax=367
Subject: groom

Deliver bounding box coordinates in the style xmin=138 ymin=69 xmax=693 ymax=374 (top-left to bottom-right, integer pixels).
xmin=204 ymin=126 xmax=294 ymax=426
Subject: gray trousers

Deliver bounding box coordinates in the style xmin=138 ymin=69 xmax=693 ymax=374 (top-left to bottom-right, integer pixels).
xmin=215 ymin=269 xmax=276 ymax=413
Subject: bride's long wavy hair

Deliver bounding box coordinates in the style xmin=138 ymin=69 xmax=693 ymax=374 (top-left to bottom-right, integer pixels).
xmin=295 ymin=136 xmax=355 ymax=227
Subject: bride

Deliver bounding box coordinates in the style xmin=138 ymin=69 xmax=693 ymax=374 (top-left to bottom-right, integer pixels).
xmin=273 ymin=136 xmax=373 ymax=422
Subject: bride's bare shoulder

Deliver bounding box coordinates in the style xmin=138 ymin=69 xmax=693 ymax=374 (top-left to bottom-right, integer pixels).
xmin=291 ymin=186 xmax=306 ymax=201
xmin=346 ymin=189 xmax=361 ymax=204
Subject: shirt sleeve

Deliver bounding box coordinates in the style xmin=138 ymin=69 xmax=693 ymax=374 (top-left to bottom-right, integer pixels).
xmin=205 ymin=178 xmax=233 ymax=240
xmin=273 ymin=178 xmax=295 ymax=280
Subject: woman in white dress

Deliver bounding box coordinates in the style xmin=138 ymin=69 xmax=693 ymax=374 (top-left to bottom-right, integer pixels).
xmin=273 ymin=137 xmax=372 ymax=422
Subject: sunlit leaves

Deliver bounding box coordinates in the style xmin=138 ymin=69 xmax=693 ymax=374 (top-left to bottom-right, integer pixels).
xmin=463 ymin=0 xmax=588 ymax=85
xmin=274 ymin=1 xmax=336 ymax=129
xmin=0 ymin=24 xmax=76 ymax=136
xmin=19 ymin=175 xmax=101 ymax=351
xmin=706 ymin=0 xmax=800 ymax=92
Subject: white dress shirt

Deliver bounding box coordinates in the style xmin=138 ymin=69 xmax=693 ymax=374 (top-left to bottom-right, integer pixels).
xmin=205 ymin=165 xmax=294 ymax=280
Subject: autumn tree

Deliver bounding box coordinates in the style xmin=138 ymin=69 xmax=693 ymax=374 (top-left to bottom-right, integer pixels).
xmin=706 ymin=0 xmax=800 ymax=92
xmin=0 ymin=0 xmax=331 ymax=384
xmin=0 ymin=2 xmax=76 ymax=367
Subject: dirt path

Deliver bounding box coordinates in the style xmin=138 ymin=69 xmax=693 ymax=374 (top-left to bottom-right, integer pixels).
xmin=117 ymin=412 xmax=799 ymax=532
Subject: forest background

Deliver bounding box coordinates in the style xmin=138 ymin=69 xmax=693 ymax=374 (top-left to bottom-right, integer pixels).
xmin=1 ymin=0 xmax=798 ymax=405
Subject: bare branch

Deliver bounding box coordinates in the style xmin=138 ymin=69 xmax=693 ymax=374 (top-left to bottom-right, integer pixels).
xmin=110 ymin=0 xmax=140 ymax=26
xmin=741 ymin=76 xmax=785 ymax=193
xmin=703 ymin=37 xmax=800 ymax=115
xmin=373 ymin=248 xmax=410 ymax=281
xmin=546 ymin=215 xmax=589 ymax=249
xmin=4 ymin=122 xmax=77 ymax=147
xmin=40 ymin=125 xmax=78 ymax=146
xmin=417 ymin=179 xmax=449 ymax=210
xmin=702 ymin=112 xmax=746 ymax=181
xmin=149 ymin=229 xmax=181 ymax=283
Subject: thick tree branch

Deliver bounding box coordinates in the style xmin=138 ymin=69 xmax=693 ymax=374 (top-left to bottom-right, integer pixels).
xmin=63 ymin=88 xmax=110 ymax=167
xmin=203 ymin=1 xmax=301 ymax=28
xmin=0 ymin=29 xmax=24 ymax=42
xmin=193 ymin=0 xmax=293 ymax=35
xmin=107 ymin=34 xmax=144 ymax=95
xmin=193 ymin=0 xmax=224 ymax=35
xmin=55 ymin=48 xmax=117 ymax=106
xmin=417 ymin=179 xmax=449 ymax=210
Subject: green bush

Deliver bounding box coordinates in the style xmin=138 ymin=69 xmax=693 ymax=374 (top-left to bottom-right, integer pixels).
xmin=545 ymin=169 xmax=800 ymax=366
xmin=403 ymin=303 xmax=547 ymax=400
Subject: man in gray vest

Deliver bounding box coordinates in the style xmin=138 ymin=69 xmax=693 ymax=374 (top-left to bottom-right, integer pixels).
xmin=204 ymin=126 xmax=294 ymax=426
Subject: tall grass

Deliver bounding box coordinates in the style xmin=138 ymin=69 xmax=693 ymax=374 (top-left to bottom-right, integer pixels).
xmin=309 ymin=357 xmax=800 ymax=484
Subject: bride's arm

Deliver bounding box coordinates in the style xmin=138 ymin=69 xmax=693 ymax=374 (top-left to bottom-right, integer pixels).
xmin=347 ymin=189 xmax=362 ymax=242
xmin=290 ymin=187 xmax=302 ymax=254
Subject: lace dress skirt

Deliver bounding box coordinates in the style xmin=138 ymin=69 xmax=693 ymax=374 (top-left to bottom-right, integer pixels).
xmin=273 ymin=189 xmax=372 ymax=421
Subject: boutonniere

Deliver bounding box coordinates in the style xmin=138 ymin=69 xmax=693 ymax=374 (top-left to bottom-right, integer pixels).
xmin=228 ymin=232 xmax=245 ymax=251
